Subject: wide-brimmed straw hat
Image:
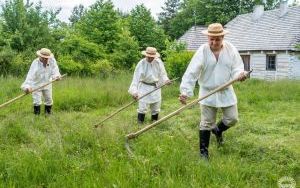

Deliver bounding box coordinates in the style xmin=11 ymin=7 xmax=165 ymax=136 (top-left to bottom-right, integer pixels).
xmin=202 ymin=23 xmax=229 ymax=36
xmin=141 ymin=47 xmax=160 ymax=58
xmin=36 ymin=48 xmax=53 ymax=58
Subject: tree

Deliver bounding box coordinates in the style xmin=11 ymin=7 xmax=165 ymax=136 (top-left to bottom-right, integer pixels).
xmin=76 ymin=0 xmax=120 ymax=52
xmin=69 ymin=4 xmax=85 ymax=26
xmin=158 ymin=0 xmax=181 ymax=39
xmin=129 ymin=4 xmax=168 ymax=52
xmin=167 ymin=0 xmax=207 ymax=39
xmin=110 ymin=26 xmax=140 ymax=69
xmin=1 ymin=0 xmax=61 ymax=52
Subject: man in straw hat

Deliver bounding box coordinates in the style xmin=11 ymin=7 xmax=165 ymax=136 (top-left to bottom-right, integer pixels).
xmin=179 ymin=23 xmax=247 ymax=160
xmin=129 ymin=47 xmax=171 ymax=124
xmin=21 ymin=48 xmax=61 ymax=115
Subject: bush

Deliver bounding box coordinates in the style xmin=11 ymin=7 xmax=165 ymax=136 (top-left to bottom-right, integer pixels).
xmin=57 ymin=55 xmax=84 ymax=76
xmin=10 ymin=54 xmax=32 ymax=76
xmin=89 ymin=59 xmax=113 ymax=78
xmin=164 ymin=51 xmax=194 ymax=78
xmin=162 ymin=40 xmax=187 ymax=58
xmin=60 ymin=35 xmax=106 ymax=62
xmin=0 ymin=47 xmax=15 ymax=76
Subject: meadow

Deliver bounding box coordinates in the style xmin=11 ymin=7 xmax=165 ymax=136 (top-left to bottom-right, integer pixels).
xmin=0 ymin=74 xmax=299 ymax=187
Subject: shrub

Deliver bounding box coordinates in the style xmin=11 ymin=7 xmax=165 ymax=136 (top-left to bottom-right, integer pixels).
xmin=60 ymin=35 xmax=106 ymax=62
xmin=0 ymin=47 xmax=15 ymax=76
xmin=10 ymin=54 xmax=32 ymax=76
xmin=162 ymin=40 xmax=187 ymax=58
xmin=57 ymin=55 xmax=84 ymax=76
xmin=89 ymin=59 xmax=113 ymax=78
xmin=164 ymin=51 xmax=194 ymax=78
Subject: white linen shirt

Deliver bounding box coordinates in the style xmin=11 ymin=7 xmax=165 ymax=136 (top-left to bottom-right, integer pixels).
xmin=128 ymin=58 xmax=169 ymax=103
xmin=180 ymin=41 xmax=244 ymax=107
xmin=21 ymin=58 xmax=61 ymax=91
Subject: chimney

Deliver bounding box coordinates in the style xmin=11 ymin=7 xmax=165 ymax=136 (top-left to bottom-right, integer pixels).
xmin=252 ymin=5 xmax=264 ymax=21
xmin=279 ymin=0 xmax=288 ymax=17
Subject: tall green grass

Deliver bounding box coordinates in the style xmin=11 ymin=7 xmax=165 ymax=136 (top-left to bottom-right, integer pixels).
xmin=0 ymin=74 xmax=299 ymax=187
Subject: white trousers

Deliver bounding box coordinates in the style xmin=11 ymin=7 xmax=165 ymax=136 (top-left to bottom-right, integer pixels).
xmin=138 ymin=101 xmax=161 ymax=115
xmin=32 ymin=88 xmax=53 ymax=106
xmin=199 ymin=104 xmax=239 ymax=130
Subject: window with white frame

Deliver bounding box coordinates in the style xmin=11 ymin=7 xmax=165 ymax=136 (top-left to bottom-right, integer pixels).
xmin=266 ymin=54 xmax=276 ymax=71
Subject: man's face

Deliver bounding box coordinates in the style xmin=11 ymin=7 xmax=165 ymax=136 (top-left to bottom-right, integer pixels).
xmin=39 ymin=57 xmax=49 ymax=64
xmin=208 ymin=35 xmax=224 ymax=51
xmin=146 ymin=56 xmax=155 ymax=63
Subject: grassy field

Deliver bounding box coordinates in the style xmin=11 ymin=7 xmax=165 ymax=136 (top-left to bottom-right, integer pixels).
xmin=0 ymin=74 xmax=299 ymax=187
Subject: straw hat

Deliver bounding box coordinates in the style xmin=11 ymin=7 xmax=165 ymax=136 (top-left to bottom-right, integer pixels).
xmin=36 ymin=48 xmax=53 ymax=58
xmin=141 ymin=47 xmax=160 ymax=58
xmin=202 ymin=23 xmax=229 ymax=36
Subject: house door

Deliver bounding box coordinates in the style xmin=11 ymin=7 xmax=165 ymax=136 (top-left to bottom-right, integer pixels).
xmin=241 ymin=55 xmax=250 ymax=71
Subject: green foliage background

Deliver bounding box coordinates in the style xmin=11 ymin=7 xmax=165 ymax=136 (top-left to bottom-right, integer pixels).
xmin=0 ymin=0 xmax=284 ymax=77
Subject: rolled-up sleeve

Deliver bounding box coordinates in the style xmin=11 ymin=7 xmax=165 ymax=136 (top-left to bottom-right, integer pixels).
xmin=180 ymin=46 xmax=204 ymax=97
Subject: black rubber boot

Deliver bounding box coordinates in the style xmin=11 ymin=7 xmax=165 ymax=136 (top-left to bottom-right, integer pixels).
xmin=212 ymin=121 xmax=230 ymax=146
xmin=199 ymin=130 xmax=211 ymax=160
xmin=45 ymin=105 xmax=52 ymax=115
xmin=151 ymin=113 xmax=159 ymax=121
xmin=137 ymin=113 xmax=145 ymax=124
xmin=34 ymin=105 xmax=41 ymax=115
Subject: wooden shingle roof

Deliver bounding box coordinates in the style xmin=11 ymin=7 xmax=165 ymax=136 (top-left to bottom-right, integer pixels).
xmin=178 ymin=6 xmax=300 ymax=51
xmin=178 ymin=26 xmax=207 ymax=51
xmin=225 ymin=6 xmax=300 ymax=51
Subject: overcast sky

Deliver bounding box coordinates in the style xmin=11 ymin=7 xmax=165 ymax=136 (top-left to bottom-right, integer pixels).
xmin=0 ymin=0 xmax=167 ymax=22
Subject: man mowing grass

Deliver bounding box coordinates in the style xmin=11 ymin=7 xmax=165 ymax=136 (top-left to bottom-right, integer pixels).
xmin=179 ymin=23 xmax=248 ymax=160
xmin=128 ymin=47 xmax=171 ymax=124
xmin=21 ymin=48 xmax=61 ymax=115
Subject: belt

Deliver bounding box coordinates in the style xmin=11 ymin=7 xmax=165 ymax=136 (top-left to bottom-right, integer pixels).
xmin=140 ymin=81 xmax=157 ymax=87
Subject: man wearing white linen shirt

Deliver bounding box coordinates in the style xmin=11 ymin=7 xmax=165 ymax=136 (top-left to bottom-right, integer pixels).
xmin=129 ymin=47 xmax=171 ymax=124
xmin=179 ymin=23 xmax=247 ymax=160
xmin=21 ymin=48 xmax=61 ymax=115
